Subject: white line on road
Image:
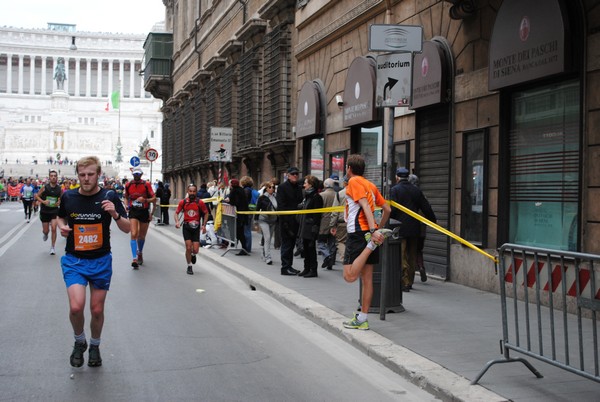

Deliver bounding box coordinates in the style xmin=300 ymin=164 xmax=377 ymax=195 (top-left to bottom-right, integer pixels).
xmin=0 ymin=221 xmax=30 ymax=258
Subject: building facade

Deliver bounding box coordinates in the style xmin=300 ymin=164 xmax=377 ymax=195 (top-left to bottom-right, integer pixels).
xmin=152 ymin=0 xmax=297 ymax=198
xmin=0 ymin=24 xmax=164 ymax=180
xmin=151 ymin=0 xmax=600 ymax=292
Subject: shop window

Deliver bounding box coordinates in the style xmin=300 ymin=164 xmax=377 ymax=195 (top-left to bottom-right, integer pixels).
xmin=329 ymin=152 xmax=346 ymax=181
xmin=309 ymin=137 xmax=324 ymax=181
xmin=359 ymin=125 xmax=383 ymax=189
xmin=392 ymin=142 xmax=409 ymax=172
xmin=461 ymin=129 xmax=488 ymax=246
xmin=508 ymin=80 xmax=580 ymax=251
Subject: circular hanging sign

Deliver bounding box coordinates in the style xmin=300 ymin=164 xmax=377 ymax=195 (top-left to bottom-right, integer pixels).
xmin=145 ymin=148 xmax=158 ymax=162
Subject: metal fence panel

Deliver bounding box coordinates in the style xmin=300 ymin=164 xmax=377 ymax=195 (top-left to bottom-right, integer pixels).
xmin=473 ymin=243 xmax=599 ymax=384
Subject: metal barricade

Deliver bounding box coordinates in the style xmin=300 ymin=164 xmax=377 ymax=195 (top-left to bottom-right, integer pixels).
xmin=153 ymin=201 xmax=164 ymax=225
xmin=473 ymin=243 xmax=600 ymax=384
xmin=216 ymin=203 xmax=238 ymax=256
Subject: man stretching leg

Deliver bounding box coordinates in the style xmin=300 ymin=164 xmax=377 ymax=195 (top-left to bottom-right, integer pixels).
xmin=342 ymin=154 xmax=391 ymax=330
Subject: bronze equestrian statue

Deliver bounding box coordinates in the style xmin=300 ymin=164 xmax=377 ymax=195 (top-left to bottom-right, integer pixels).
xmin=54 ymin=57 xmax=66 ymax=90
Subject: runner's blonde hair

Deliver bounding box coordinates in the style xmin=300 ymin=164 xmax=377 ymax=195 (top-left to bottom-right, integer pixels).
xmin=76 ymin=156 xmax=101 ymax=174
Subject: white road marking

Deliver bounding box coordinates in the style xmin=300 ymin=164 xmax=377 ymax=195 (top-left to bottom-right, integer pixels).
xmin=0 ymin=221 xmax=30 ymax=258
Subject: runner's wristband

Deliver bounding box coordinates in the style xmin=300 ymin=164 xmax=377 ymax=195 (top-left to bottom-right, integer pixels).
xmin=114 ymin=214 xmax=121 ymax=221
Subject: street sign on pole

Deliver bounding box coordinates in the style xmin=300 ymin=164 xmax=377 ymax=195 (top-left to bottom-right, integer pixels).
xmin=145 ymin=148 xmax=158 ymax=162
xmin=209 ymin=127 xmax=233 ymax=162
xmin=130 ymin=156 xmax=140 ymax=167
xmin=375 ymin=53 xmax=413 ymax=108
xmin=369 ymin=24 xmax=423 ymax=53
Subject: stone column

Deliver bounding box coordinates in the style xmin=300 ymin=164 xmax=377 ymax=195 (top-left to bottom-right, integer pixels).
xmin=6 ymin=54 xmax=12 ymax=94
xmin=41 ymin=56 xmax=46 ymax=95
xmin=29 ymin=55 xmax=35 ymax=95
xmin=108 ymin=59 xmax=113 ymax=96
xmin=86 ymin=58 xmax=91 ymax=97
xmin=96 ymin=58 xmax=102 ymax=98
xmin=140 ymin=61 xmax=145 ymax=98
xmin=129 ymin=59 xmax=135 ymax=98
xmin=52 ymin=56 xmax=58 ymax=92
xmin=64 ymin=57 xmax=70 ymax=93
xmin=119 ymin=59 xmax=124 ymax=95
xmin=18 ymin=54 xmax=24 ymax=94
xmin=74 ymin=57 xmax=80 ymax=96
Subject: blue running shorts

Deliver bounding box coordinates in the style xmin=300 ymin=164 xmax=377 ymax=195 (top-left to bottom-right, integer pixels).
xmin=61 ymin=253 xmax=113 ymax=290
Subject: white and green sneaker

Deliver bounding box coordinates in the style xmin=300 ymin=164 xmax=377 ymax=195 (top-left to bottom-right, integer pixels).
xmin=343 ymin=313 xmax=370 ymax=330
xmin=364 ymin=228 xmax=394 ymax=247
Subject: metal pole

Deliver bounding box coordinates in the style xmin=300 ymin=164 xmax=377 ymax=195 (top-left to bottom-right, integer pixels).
xmin=384 ymin=106 xmax=395 ymax=199
xmin=379 ymin=105 xmax=396 ymax=320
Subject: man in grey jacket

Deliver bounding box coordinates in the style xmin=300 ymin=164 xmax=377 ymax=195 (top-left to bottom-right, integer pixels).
xmin=317 ymin=178 xmax=338 ymax=270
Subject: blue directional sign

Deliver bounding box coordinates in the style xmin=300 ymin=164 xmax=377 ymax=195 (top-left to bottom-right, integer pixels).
xmin=130 ymin=156 xmax=141 ymax=167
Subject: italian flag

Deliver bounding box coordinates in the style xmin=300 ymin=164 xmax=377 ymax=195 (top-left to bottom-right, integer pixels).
xmin=105 ymin=91 xmax=120 ymax=111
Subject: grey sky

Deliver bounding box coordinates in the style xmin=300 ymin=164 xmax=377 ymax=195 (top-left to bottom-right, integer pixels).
xmin=0 ymin=0 xmax=165 ymax=34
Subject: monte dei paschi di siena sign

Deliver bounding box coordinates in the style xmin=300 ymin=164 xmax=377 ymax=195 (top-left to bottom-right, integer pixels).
xmin=492 ymin=39 xmax=559 ymax=79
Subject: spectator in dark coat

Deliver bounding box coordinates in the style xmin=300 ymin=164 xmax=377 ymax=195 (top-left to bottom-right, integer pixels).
xmin=240 ymin=176 xmax=256 ymax=252
xmin=298 ymin=175 xmax=324 ymax=278
xmin=276 ymin=167 xmax=303 ymax=276
xmin=197 ymin=183 xmax=211 ymax=200
xmin=225 ymin=179 xmax=249 ymax=255
xmin=196 ymin=183 xmax=213 ymax=215
xmin=155 ymin=182 xmax=172 ymax=225
xmin=389 ymin=168 xmax=436 ymax=291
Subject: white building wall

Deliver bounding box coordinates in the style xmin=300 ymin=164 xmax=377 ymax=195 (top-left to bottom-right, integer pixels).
xmin=0 ymin=26 xmax=164 ymax=181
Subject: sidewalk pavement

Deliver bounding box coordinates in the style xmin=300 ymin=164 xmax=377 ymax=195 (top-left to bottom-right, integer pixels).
xmin=152 ymin=222 xmax=598 ymax=402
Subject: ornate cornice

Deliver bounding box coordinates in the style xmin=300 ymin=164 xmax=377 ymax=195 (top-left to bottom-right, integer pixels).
xmin=176 ymin=90 xmax=191 ymax=103
xmin=218 ymin=40 xmax=243 ymax=59
xmin=192 ymin=69 xmax=212 ymax=85
xmin=235 ymin=18 xmax=268 ymax=43
xmin=258 ymin=0 xmax=296 ymax=21
xmin=183 ymin=80 xmax=198 ymax=94
xmin=295 ymin=0 xmax=382 ymax=59
xmin=203 ymin=56 xmax=226 ymax=72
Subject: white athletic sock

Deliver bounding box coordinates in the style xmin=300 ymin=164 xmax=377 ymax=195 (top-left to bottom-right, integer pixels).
xmin=74 ymin=332 xmax=86 ymax=344
xmin=357 ymin=312 xmax=368 ymax=322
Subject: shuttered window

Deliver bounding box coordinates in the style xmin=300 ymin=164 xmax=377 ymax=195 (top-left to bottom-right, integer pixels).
xmin=238 ymin=46 xmax=262 ymax=151
xmin=263 ymin=24 xmax=292 ymax=143
xmin=508 ymin=80 xmax=580 ymax=251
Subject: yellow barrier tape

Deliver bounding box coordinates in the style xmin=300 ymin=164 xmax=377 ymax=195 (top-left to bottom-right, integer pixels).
xmin=236 ymin=206 xmax=344 ymax=215
xmin=388 ymin=200 xmax=498 ymax=264
xmin=160 ymin=196 xmax=497 ymax=263
xmin=158 ymin=196 xmax=220 ymax=208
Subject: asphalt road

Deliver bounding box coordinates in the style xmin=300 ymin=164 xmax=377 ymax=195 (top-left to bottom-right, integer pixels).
xmin=0 ymin=201 xmax=440 ymax=401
